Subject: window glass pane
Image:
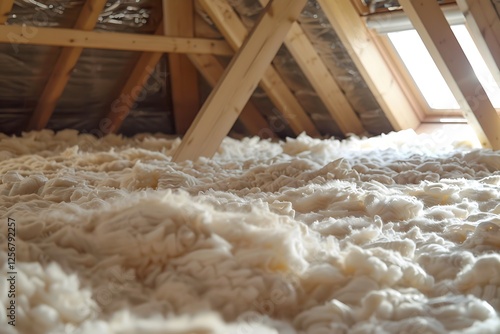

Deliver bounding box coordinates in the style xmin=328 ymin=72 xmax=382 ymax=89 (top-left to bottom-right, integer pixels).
xmin=451 ymin=25 xmax=500 ymax=108
xmin=388 ymin=25 xmax=500 ymax=110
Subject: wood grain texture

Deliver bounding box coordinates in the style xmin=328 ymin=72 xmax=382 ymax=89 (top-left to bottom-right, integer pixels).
xmin=317 ymin=0 xmax=421 ymax=131
xmin=267 ymin=2 xmax=365 ymax=135
xmin=0 ymin=0 xmax=14 ymax=24
xmin=173 ymin=0 xmax=308 ymax=161
xmin=189 ymin=53 xmax=274 ymax=137
xmin=27 ymin=0 xmax=108 ymax=130
xmin=164 ymin=0 xmax=200 ymax=135
xmin=104 ymin=24 xmax=165 ymax=134
xmin=400 ymin=0 xmax=500 ymax=149
xmin=457 ymin=0 xmax=500 ymax=94
xmin=197 ymin=0 xmax=319 ymax=137
xmin=0 ymin=25 xmax=233 ymax=55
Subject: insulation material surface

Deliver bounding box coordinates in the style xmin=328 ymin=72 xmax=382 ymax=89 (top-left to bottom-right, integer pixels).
xmin=1 ymin=129 xmax=500 ymax=333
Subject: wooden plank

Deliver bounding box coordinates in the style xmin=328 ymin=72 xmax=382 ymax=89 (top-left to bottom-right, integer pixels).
xmin=104 ymin=25 xmax=165 ymax=134
xmin=316 ymin=0 xmax=421 ymax=131
xmin=197 ymin=0 xmax=319 ymax=137
xmin=163 ymin=0 xmax=200 ymax=135
xmin=258 ymin=0 xmax=364 ymax=135
xmin=27 ymin=0 xmax=108 ymax=130
xmin=193 ymin=13 xmax=273 ymax=137
xmin=189 ymin=53 xmax=275 ymax=137
xmin=0 ymin=25 xmax=233 ymax=55
xmin=0 ymin=0 xmax=14 ymax=24
xmin=399 ymin=0 xmax=500 ymax=150
xmin=283 ymin=26 xmax=364 ymax=135
xmin=173 ymin=0 xmax=308 ymax=161
xmin=457 ymin=0 xmax=500 ymax=90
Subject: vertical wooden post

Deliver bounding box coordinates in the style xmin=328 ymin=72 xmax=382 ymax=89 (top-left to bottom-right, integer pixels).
xmin=163 ymin=0 xmax=200 ymax=135
xmin=0 ymin=0 xmax=14 ymax=24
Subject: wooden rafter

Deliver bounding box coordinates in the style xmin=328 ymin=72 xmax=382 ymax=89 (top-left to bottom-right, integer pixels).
xmin=0 ymin=25 xmax=233 ymax=55
xmin=457 ymin=0 xmax=500 ymax=90
xmin=173 ymin=0 xmax=308 ymax=161
xmin=193 ymin=14 xmax=273 ymax=137
xmin=316 ymin=0 xmax=421 ymax=131
xmin=259 ymin=0 xmax=364 ymax=135
xmin=284 ymin=25 xmax=365 ymax=135
xmin=189 ymin=53 xmax=275 ymax=137
xmin=104 ymin=25 xmax=164 ymax=134
xmin=196 ymin=0 xmax=319 ymax=137
xmin=27 ymin=0 xmax=108 ymax=130
xmin=399 ymin=0 xmax=500 ymax=150
xmin=163 ymin=0 xmax=200 ymax=135
xmin=0 ymin=0 xmax=14 ymax=24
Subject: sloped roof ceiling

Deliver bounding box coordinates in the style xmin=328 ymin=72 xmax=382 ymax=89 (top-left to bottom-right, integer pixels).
xmin=0 ymin=0 xmax=398 ymax=138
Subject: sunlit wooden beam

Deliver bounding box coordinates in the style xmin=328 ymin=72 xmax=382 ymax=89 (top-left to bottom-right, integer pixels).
xmin=400 ymin=0 xmax=500 ymax=149
xmin=197 ymin=0 xmax=319 ymax=137
xmin=0 ymin=25 xmax=233 ymax=55
xmin=259 ymin=0 xmax=364 ymax=135
xmin=457 ymin=0 xmax=500 ymax=90
xmin=189 ymin=53 xmax=274 ymax=137
xmin=317 ymin=0 xmax=421 ymax=131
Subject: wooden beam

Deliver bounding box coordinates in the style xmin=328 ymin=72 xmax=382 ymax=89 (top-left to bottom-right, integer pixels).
xmin=104 ymin=25 xmax=165 ymax=134
xmin=27 ymin=0 xmax=108 ymax=130
xmin=189 ymin=53 xmax=275 ymax=137
xmin=259 ymin=0 xmax=364 ymax=135
xmin=0 ymin=0 xmax=14 ymax=24
xmin=163 ymin=0 xmax=200 ymax=135
xmin=0 ymin=25 xmax=233 ymax=55
xmin=197 ymin=0 xmax=319 ymax=137
xmin=173 ymin=0 xmax=308 ymax=161
xmin=399 ymin=0 xmax=500 ymax=150
xmin=457 ymin=0 xmax=500 ymax=90
xmin=316 ymin=0 xmax=421 ymax=131
xmin=193 ymin=13 xmax=273 ymax=137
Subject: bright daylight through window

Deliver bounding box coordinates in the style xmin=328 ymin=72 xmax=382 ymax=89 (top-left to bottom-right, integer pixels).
xmin=387 ymin=24 xmax=500 ymax=110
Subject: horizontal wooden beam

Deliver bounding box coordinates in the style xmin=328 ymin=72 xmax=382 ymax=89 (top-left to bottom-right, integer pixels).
xmin=173 ymin=0 xmax=308 ymax=161
xmin=189 ymin=53 xmax=275 ymax=137
xmin=197 ymin=0 xmax=319 ymax=137
xmin=317 ymin=0 xmax=421 ymax=131
xmin=164 ymin=0 xmax=200 ymax=135
xmin=457 ymin=0 xmax=500 ymax=90
xmin=400 ymin=0 xmax=500 ymax=150
xmin=0 ymin=0 xmax=14 ymax=24
xmin=27 ymin=0 xmax=108 ymax=131
xmin=0 ymin=24 xmax=233 ymax=55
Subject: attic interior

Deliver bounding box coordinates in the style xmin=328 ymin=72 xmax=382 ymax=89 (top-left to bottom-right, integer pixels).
xmin=1 ymin=0 xmax=500 ymax=333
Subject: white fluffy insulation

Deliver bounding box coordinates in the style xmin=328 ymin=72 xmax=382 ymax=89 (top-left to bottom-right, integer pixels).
xmin=1 ymin=129 xmax=500 ymax=334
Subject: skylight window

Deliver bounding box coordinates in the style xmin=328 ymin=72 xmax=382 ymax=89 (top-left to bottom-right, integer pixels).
xmin=387 ymin=24 xmax=500 ymax=110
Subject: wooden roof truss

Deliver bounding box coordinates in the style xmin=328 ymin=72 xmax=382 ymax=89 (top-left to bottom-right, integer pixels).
xmin=0 ymin=0 xmax=498 ymax=158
